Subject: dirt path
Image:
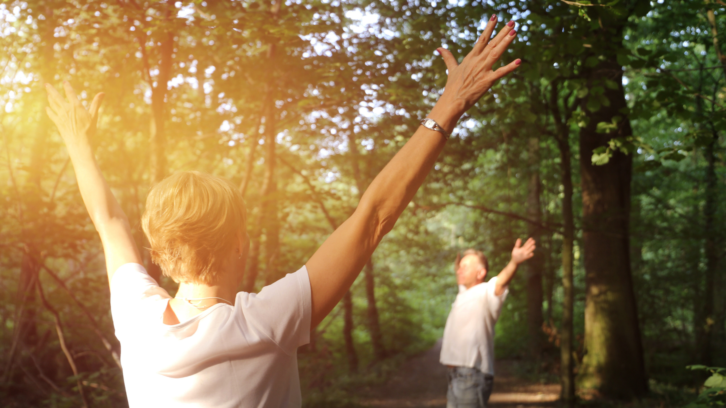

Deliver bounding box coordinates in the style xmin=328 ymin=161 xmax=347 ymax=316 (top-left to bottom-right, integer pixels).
xmin=358 ymin=340 xmax=560 ymax=408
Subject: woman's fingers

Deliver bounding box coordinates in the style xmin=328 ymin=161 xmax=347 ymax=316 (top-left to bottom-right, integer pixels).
xmin=471 ymin=15 xmax=498 ymax=55
xmin=437 ymin=47 xmax=459 ymax=72
xmin=484 ymin=27 xmax=517 ymax=69
xmin=63 ymin=81 xmax=80 ymax=104
xmin=45 ymin=106 xmax=60 ymax=125
xmin=88 ymin=92 xmax=105 ymax=118
xmin=491 ymin=58 xmax=521 ymax=81
xmin=47 ymin=93 xmax=64 ymax=113
xmin=482 ymin=21 xmax=515 ymax=61
xmin=45 ymin=84 xmax=66 ymax=110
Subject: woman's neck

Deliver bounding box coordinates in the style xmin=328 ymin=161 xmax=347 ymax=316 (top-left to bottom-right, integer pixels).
xmin=164 ymin=277 xmax=239 ymax=325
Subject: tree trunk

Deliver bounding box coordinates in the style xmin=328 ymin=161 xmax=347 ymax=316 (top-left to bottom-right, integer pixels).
xmin=577 ymin=55 xmax=647 ymax=399
xmin=144 ymin=21 xmax=175 ymax=283
xmin=526 ymin=137 xmax=545 ymax=359
xmin=364 ymin=259 xmax=386 ymax=360
xmin=261 ymin=98 xmax=280 ymax=286
xmin=245 ymin=0 xmax=282 ymax=289
xmin=557 ymin=135 xmax=576 ymax=406
xmin=703 ymin=0 xmax=725 ymax=365
xmin=349 ymin=132 xmax=386 ymax=360
xmin=243 ymin=227 xmax=262 ymax=292
xmin=261 ymin=0 xmax=282 ymax=286
xmin=16 ymin=3 xmax=57 ymax=353
xmin=550 ymin=79 xmax=576 ymax=405
xmin=343 ymin=290 xmax=359 ymax=372
xmin=703 ymin=128 xmax=722 ymax=364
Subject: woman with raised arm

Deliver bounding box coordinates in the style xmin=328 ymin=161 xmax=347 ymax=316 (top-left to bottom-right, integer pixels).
xmin=45 ymin=15 xmax=519 ymax=408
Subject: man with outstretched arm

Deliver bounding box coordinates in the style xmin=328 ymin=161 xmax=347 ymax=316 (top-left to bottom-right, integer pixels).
xmin=441 ymin=238 xmax=536 ymax=408
xmin=45 ymin=15 xmax=521 ymax=408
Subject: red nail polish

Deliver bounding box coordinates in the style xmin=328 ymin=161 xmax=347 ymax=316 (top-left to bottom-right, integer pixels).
xmin=507 ymin=20 xmax=514 ymax=27
xmin=509 ymin=30 xmax=516 ymax=36
xmin=490 ymin=14 xmax=497 ymax=21
xmin=515 ymin=59 xmax=522 ymax=65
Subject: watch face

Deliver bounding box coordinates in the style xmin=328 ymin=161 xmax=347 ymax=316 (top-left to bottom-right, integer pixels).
xmin=424 ymin=119 xmax=436 ymax=128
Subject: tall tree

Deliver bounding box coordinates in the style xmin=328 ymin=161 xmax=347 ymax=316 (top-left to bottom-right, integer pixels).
xmin=348 ymin=132 xmax=386 ymax=361
xmin=525 ymin=136 xmax=545 ymax=359
xmin=576 ymin=6 xmax=648 ymax=396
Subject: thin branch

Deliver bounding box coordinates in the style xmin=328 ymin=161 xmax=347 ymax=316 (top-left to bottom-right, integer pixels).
xmin=240 ymin=107 xmax=266 ymax=196
xmin=29 ymin=352 xmax=72 ymax=397
xmin=38 ymin=262 xmax=122 ymax=368
xmin=279 ymin=155 xmax=339 ymax=230
xmin=49 ymin=157 xmax=70 ymax=206
xmin=7 ymin=244 xmax=122 ymax=368
xmin=560 ymin=0 xmax=609 ymax=6
xmin=416 ymin=201 xmax=564 ymax=234
xmin=1 ymin=253 xmax=39 ymax=383
xmin=136 ymin=34 xmax=154 ymax=88
xmin=664 ymin=65 xmax=726 ymax=72
xmin=37 ymin=280 xmax=89 ymax=408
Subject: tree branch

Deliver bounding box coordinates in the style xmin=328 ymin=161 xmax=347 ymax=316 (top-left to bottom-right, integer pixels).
xmin=37 ymin=280 xmax=89 ymax=408
xmin=414 ymin=201 xmax=563 ymax=234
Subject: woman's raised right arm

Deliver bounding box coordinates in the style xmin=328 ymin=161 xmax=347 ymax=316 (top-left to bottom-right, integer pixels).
xmin=306 ymin=16 xmax=521 ymax=328
xmin=45 ymin=82 xmax=143 ymax=285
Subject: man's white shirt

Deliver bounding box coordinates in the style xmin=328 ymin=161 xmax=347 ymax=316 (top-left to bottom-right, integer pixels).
xmin=439 ymin=277 xmax=508 ymax=376
xmin=110 ymin=263 xmax=311 ymax=408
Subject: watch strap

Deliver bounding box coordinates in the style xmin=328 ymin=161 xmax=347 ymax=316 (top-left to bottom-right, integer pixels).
xmin=420 ymin=118 xmax=450 ymax=140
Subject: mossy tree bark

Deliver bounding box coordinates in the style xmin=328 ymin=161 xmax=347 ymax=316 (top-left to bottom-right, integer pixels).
xmin=526 ymin=137 xmax=545 ymax=359
xmin=549 ymin=79 xmax=576 ymax=406
xmin=577 ymin=54 xmax=647 ymax=398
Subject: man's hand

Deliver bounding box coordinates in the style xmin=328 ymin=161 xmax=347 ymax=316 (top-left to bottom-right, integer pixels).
xmin=494 ymin=237 xmax=536 ymax=296
xmin=45 ymin=82 xmax=104 ymax=149
xmin=511 ymin=238 xmax=536 ymax=265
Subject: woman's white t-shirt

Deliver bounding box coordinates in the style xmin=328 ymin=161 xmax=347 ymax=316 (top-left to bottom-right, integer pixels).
xmin=110 ymin=263 xmax=312 ymax=408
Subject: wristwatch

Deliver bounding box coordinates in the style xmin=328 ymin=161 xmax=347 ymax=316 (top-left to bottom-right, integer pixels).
xmin=420 ymin=118 xmax=450 ymax=140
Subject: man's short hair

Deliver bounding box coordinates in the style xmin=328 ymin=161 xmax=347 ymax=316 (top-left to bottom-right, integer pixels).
xmin=142 ymin=171 xmax=247 ymax=285
xmin=458 ymin=249 xmax=489 ymax=273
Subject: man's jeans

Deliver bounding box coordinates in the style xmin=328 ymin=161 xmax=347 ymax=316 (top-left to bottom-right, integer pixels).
xmin=446 ymin=366 xmax=494 ymax=408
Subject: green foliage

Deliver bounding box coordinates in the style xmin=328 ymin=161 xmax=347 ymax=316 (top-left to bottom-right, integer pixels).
xmin=686 ymin=366 xmax=726 ymax=407
xmin=0 ymin=0 xmax=724 ymax=404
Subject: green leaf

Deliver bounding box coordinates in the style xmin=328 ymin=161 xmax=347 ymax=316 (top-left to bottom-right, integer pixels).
xmin=705 ymin=374 xmax=726 ymax=388
xmin=585 ymin=56 xmax=599 ymax=67
xmin=587 ymin=98 xmax=601 ymax=112
xmin=590 ymin=86 xmax=605 ymax=96
xmin=630 ymin=58 xmax=647 ymax=69
xmin=663 ymin=53 xmax=679 ymax=63
xmin=592 ymin=146 xmax=611 ymax=165
xmin=596 ymin=121 xmax=617 ymax=133
xmin=662 ymin=152 xmax=686 ymax=162
xmin=637 ymin=160 xmax=662 ymax=172
xmin=616 ymin=53 xmax=631 ymax=66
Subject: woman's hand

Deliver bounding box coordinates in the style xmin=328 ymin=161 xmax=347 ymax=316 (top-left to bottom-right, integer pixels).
xmin=45 ymin=82 xmax=105 ymax=150
xmin=436 ymin=15 xmax=520 ymax=117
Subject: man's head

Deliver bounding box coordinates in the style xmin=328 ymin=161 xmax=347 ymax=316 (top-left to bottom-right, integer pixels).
xmin=142 ymin=171 xmax=248 ymax=285
xmin=456 ymin=249 xmax=489 ymax=289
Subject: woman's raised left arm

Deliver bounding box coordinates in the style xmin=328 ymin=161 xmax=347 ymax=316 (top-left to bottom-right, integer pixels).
xmin=306 ymin=16 xmax=521 ymax=328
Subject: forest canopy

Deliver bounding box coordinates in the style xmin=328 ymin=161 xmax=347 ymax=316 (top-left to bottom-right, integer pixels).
xmin=0 ymin=0 xmax=724 ymax=407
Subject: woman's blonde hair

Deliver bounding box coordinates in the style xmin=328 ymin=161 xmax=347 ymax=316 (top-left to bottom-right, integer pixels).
xmin=142 ymin=171 xmax=247 ymax=285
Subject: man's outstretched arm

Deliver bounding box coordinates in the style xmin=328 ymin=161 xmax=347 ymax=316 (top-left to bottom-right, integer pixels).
xmin=46 ymin=82 xmax=142 ymax=284
xmin=307 ymin=16 xmax=522 ymax=328
xmin=494 ymin=238 xmax=536 ymax=296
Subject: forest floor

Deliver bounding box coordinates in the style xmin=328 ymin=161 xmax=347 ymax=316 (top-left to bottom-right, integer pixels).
xmin=356 ymin=339 xmax=561 ymax=408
